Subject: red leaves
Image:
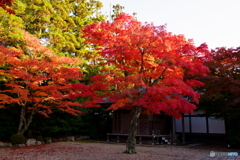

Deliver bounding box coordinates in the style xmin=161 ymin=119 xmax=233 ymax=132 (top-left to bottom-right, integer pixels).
xmin=185 ymin=79 xmax=204 ymax=87
xmin=0 ymin=0 xmax=14 ymax=6
xmin=83 ymin=13 xmax=211 ymax=119
xmin=108 ymin=98 xmax=131 ymax=111
xmin=70 ymin=83 xmax=95 ymax=99
xmin=0 ymin=0 xmax=15 ymax=14
xmin=197 ymin=47 xmax=240 ymax=114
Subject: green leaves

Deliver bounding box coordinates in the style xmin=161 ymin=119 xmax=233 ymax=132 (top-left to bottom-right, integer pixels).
xmin=13 ymin=0 xmax=105 ymax=58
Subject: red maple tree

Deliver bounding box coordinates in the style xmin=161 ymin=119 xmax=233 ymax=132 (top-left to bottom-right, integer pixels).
xmin=83 ymin=13 xmax=211 ymax=153
xmin=0 ymin=31 xmax=99 ymax=134
xmin=197 ymin=47 xmax=240 ymax=119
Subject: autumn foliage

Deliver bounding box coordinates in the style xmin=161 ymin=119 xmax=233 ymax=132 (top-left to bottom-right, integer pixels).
xmin=0 ymin=31 xmax=99 ymax=134
xmin=84 ymin=13 xmax=211 ymax=119
xmin=83 ymin=13 xmax=211 ymax=153
xmin=197 ymin=47 xmax=240 ymax=119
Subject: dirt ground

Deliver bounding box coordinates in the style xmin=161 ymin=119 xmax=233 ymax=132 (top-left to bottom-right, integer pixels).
xmin=0 ymin=141 xmax=239 ymax=160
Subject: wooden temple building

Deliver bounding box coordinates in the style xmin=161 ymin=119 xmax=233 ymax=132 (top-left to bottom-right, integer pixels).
xmin=99 ymin=98 xmax=226 ymax=145
xmin=99 ymin=99 xmax=177 ymax=145
xmin=107 ymin=109 xmax=174 ymax=144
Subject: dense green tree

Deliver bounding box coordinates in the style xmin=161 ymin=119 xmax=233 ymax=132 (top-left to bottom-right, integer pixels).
xmin=27 ymin=107 xmax=112 ymax=139
xmin=111 ymin=4 xmax=124 ymax=21
xmin=0 ymin=7 xmax=24 ymax=47
xmin=11 ymin=0 xmax=105 ymax=57
xmin=109 ymin=4 xmax=137 ymax=22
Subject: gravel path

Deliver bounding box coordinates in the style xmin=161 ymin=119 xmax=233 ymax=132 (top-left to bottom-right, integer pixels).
xmin=0 ymin=141 xmax=239 ymax=160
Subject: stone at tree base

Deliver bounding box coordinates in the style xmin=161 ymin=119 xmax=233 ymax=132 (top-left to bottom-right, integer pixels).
xmin=26 ymin=138 xmax=37 ymax=146
xmin=75 ymin=135 xmax=90 ymax=141
xmin=13 ymin=144 xmax=26 ymax=147
xmin=36 ymin=141 xmax=42 ymax=145
xmin=0 ymin=142 xmax=13 ymax=147
xmin=4 ymin=143 xmax=12 ymax=147
xmin=75 ymin=137 xmax=82 ymax=141
xmin=18 ymin=144 xmax=26 ymax=147
xmin=0 ymin=140 xmax=42 ymax=148
xmin=67 ymin=136 xmax=75 ymax=141
xmin=46 ymin=140 xmax=52 ymax=144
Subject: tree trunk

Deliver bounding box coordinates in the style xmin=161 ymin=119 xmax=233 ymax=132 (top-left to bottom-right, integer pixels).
xmin=17 ymin=106 xmax=25 ymax=134
xmin=124 ymin=106 xmax=142 ymax=154
xmin=17 ymin=106 xmax=35 ymax=135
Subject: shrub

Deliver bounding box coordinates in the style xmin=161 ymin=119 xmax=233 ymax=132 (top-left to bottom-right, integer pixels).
xmin=44 ymin=137 xmax=51 ymax=141
xmin=44 ymin=137 xmax=52 ymax=142
xmin=52 ymin=138 xmax=58 ymax=142
xmin=10 ymin=134 xmax=26 ymax=145
xmin=227 ymin=127 xmax=240 ymax=148
xmin=226 ymin=121 xmax=240 ymax=148
xmin=36 ymin=135 xmax=44 ymax=142
xmin=44 ymin=137 xmax=52 ymax=144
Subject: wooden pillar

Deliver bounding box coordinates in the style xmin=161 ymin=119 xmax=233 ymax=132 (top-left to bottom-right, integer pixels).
xmin=152 ymin=136 xmax=155 ymax=145
xmin=156 ymin=137 xmax=159 ymax=145
xmin=172 ymin=116 xmax=177 ymax=144
xmin=152 ymin=115 xmax=154 ymax=135
xmin=189 ymin=113 xmax=192 ymax=133
xmin=117 ymin=135 xmax=119 ymax=142
xmin=139 ymin=136 xmax=142 ymax=144
xmin=181 ymin=114 xmax=186 ymax=143
xmin=107 ymin=134 xmax=109 ymax=141
xmin=206 ymin=116 xmax=209 ymax=134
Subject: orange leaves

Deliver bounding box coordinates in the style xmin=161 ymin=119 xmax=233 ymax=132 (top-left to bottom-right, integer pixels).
xmin=55 ymin=56 xmax=82 ymax=66
xmin=0 ymin=34 xmax=90 ymax=119
xmin=141 ymin=54 xmax=158 ymax=70
xmin=38 ymin=111 xmax=50 ymax=118
xmin=165 ymin=68 xmax=184 ymax=79
xmin=0 ymin=94 xmax=18 ymax=108
xmin=4 ymin=84 xmax=30 ymax=101
xmin=107 ymin=98 xmax=131 ymax=111
xmin=21 ymin=30 xmax=52 ymax=57
xmin=33 ymin=91 xmax=48 ymax=98
xmin=0 ymin=45 xmax=20 ymax=66
xmin=59 ymin=108 xmax=83 ymax=116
